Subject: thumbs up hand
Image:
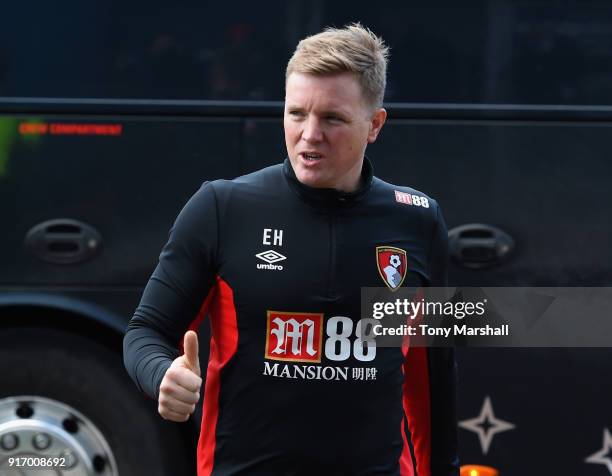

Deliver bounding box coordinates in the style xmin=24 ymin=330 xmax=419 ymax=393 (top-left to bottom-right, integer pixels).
xmin=183 ymin=330 xmax=200 ymax=377
xmin=158 ymin=330 xmax=202 ymax=422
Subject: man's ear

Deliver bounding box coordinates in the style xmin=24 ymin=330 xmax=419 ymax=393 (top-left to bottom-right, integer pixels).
xmin=367 ymin=108 xmax=387 ymax=144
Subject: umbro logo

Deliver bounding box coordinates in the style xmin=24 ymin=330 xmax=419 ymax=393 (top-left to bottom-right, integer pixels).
xmin=256 ymin=250 xmax=286 ymax=264
xmin=256 ymin=250 xmax=286 ymax=271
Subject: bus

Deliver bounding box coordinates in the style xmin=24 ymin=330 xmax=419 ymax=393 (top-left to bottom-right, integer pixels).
xmin=1 ymin=2 xmax=612 ymax=474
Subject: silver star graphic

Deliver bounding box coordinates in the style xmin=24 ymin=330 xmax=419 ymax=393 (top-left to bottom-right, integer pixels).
xmin=585 ymin=428 xmax=612 ymax=474
xmin=459 ymin=396 xmax=516 ymax=455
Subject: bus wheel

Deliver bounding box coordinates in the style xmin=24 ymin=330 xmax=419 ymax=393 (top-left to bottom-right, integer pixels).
xmin=0 ymin=327 xmax=195 ymax=476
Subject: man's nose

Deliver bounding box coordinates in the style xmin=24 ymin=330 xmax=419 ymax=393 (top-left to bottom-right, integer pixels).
xmin=302 ymin=117 xmax=324 ymax=143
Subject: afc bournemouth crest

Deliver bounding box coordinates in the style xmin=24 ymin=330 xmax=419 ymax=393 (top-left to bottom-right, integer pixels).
xmin=376 ymin=246 xmax=408 ymax=291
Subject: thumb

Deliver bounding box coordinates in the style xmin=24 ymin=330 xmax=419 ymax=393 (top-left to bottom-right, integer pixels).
xmin=183 ymin=330 xmax=200 ymax=376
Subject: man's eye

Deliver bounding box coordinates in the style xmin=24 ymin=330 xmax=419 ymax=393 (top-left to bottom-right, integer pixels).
xmin=289 ymin=111 xmax=304 ymax=117
xmin=326 ymin=115 xmax=342 ymax=122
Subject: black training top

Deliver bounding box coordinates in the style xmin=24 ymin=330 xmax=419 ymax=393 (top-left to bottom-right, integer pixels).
xmin=123 ymin=158 xmax=459 ymax=476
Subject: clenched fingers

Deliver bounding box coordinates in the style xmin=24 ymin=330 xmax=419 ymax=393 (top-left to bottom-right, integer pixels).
xmin=158 ymin=406 xmax=192 ymax=423
xmin=158 ymin=394 xmax=196 ymax=416
xmin=165 ymin=364 xmax=202 ymax=393
xmin=160 ymin=379 xmax=200 ymax=405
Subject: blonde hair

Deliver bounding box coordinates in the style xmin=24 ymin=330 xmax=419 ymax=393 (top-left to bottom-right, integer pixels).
xmin=286 ymin=23 xmax=389 ymax=109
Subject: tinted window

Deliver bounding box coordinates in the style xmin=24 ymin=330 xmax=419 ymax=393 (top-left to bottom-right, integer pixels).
xmin=0 ymin=115 xmax=241 ymax=285
xmin=2 ymin=1 xmax=612 ymax=105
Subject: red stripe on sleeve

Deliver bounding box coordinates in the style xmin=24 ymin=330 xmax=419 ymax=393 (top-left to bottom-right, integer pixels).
xmin=400 ymin=288 xmax=428 ymax=476
xmin=197 ymin=277 xmax=239 ymax=476
xmin=399 ymin=406 xmax=415 ymax=476
xmin=178 ymin=286 xmax=217 ymax=354
xmin=402 ymin=345 xmax=432 ymax=476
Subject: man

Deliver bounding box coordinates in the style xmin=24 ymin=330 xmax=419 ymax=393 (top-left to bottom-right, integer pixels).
xmin=124 ymin=23 xmax=458 ymax=476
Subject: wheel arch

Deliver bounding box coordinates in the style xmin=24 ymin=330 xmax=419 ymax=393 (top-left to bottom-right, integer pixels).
xmin=0 ymin=293 xmax=127 ymax=355
xmin=0 ymin=293 xmax=202 ymax=438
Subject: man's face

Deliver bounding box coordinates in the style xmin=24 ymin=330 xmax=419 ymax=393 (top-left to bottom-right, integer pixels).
xmin=284 ymin=72 xmax=386 ymax=192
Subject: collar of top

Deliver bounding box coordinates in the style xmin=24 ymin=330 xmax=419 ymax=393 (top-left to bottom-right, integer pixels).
xmin=283 ymin=157 xmax=374 ymax=208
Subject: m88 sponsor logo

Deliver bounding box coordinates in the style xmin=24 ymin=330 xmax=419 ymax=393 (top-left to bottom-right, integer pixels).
xmin=394 ymin=190 xmax=429 ymax=208
xmin=264 ymin=311 xmax=376 ymax=363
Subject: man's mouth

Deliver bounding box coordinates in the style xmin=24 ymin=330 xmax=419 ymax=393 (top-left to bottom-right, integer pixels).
xmin=301 ymin=152 xmax=323 ymax=162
